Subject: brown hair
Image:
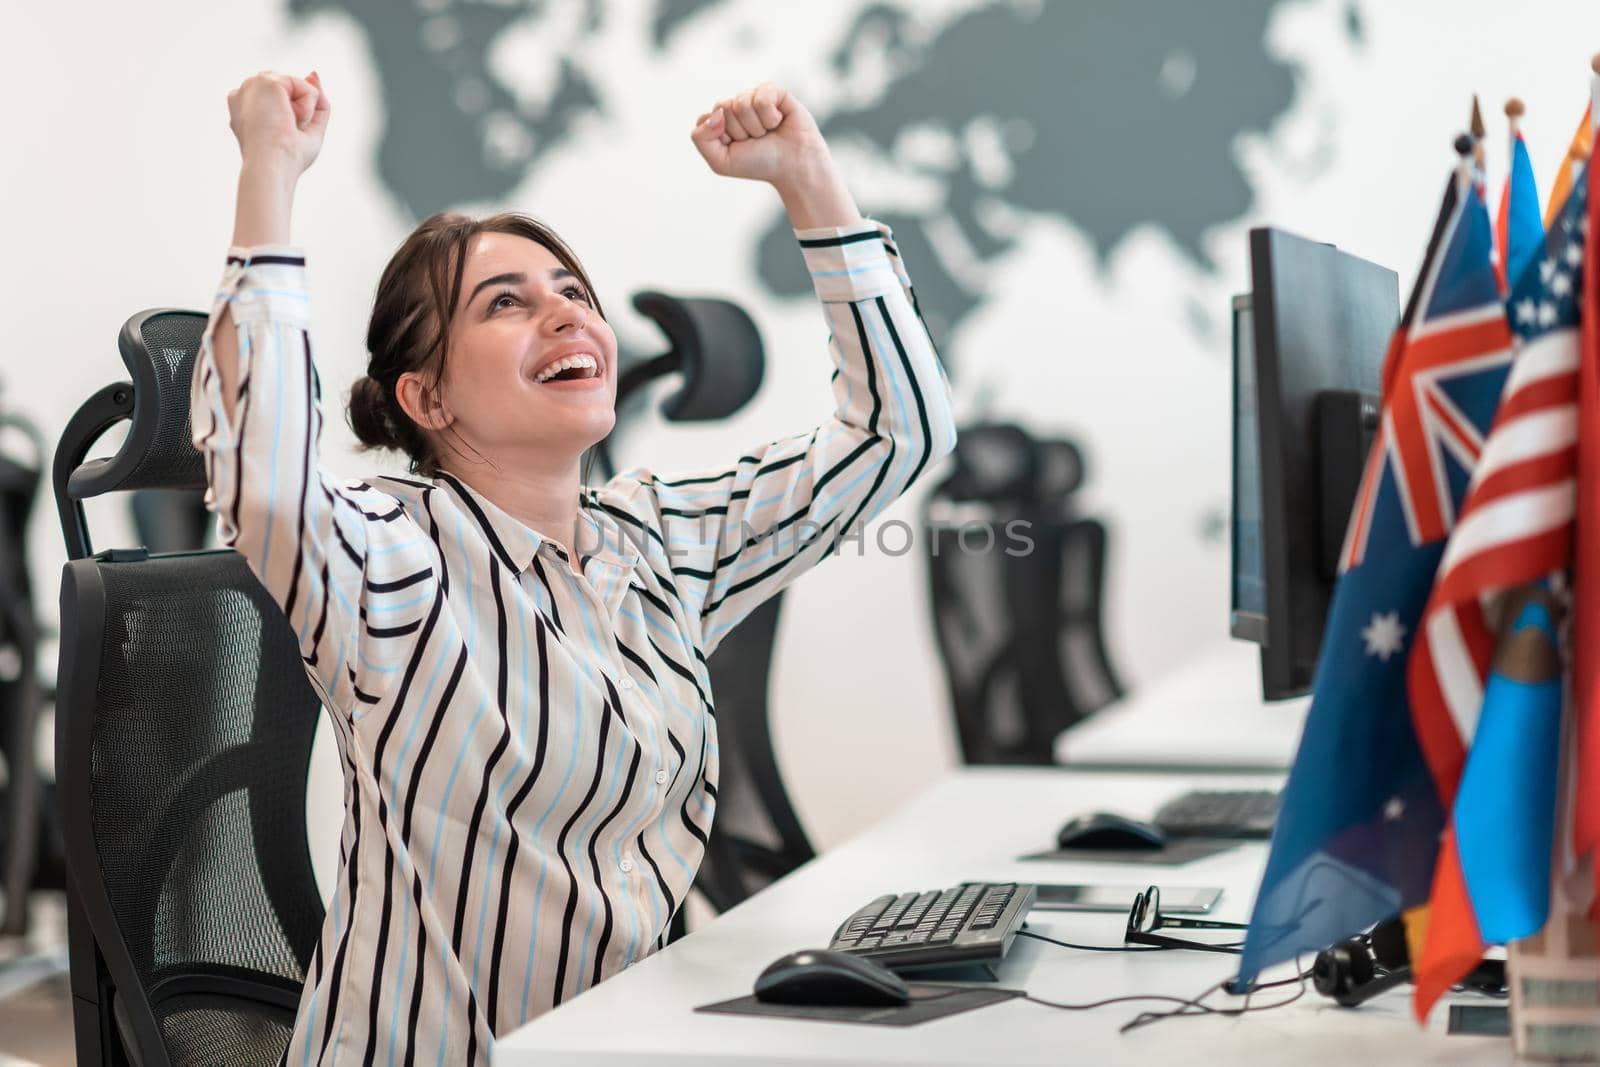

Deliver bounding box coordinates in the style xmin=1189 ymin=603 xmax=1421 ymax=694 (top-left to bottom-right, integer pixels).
xmin=347 ymin=211 xmax=606 ymax=476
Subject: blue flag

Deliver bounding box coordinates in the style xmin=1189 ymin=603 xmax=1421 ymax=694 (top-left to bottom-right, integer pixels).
xmin=1498 ymin=127 xmax=1544 ymax=294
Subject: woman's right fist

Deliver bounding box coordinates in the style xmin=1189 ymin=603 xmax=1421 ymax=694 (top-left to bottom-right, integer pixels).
xmin=226 ymin=71 xmax=330 ymax=176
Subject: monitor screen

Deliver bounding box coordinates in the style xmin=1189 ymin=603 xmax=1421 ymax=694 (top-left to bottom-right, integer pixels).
xmin=1231 ymin=294 xmax=1267 ymax=643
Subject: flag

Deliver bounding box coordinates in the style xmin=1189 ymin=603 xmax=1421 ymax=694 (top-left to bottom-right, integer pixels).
xmin=1545 ymin=102 xmax=1592 ymax=232
xmin=1571 ymin=93 xmax=1600 ymax=917
xmin=1407 ymin=168 xmax=1586 ymax=1017
xmin=1236 ymin=148 xmax=1516 ymax=988
xmin=1495 ymin=102 xmax=1543 ymax=294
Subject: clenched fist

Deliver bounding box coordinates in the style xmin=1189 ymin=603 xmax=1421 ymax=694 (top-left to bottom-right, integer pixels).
xmin=689 ymin=83 xmax=830 ymax=189
xmin=227 ymin=70 xmax=330 ymax=177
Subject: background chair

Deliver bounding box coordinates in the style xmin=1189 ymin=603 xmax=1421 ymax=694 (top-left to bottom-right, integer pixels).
xmin=0 ymin=404 xmax=53 ymax=937
xmin=593 ymin=291 xmax=765 ymax=480
xmin=54 ymin=309 xmax=325 ymax=1067
xmin=924 ymin=423 xmax=1124 ymax=764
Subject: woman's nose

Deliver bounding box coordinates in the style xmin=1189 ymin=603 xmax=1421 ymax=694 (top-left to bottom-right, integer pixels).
xmin=543 ymin=302 xmax=585 ymax=335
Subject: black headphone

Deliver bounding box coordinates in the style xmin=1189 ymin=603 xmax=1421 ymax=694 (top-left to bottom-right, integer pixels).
xmin=1312 ymin=918 xmax=1412 ymax=1005
xmin=1312 ymin=917 xmax=1506 ymax=1006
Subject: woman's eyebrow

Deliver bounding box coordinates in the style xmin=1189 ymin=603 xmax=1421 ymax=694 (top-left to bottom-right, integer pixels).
xmin=466 ymin=271 xmax=525 ymax=308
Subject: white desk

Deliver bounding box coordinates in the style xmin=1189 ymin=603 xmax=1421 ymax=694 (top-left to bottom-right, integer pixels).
xmin=494 ymin=768 xmax=1508 ymax=1065
xmin=1054 ymin=642 xmax=1310 ymax=772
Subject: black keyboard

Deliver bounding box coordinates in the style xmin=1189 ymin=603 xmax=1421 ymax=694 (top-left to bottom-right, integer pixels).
xmin=1154 ymin=789 xmax=1280 ymax=839
xmin=827 ymin=882 xmax=1037 ymax=972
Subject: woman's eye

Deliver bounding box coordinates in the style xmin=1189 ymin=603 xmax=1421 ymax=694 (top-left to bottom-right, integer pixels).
xmin=565 ymin=286 xmax=591 ymax=304
xmin=490 ymin=292 xmax=518 ymax=311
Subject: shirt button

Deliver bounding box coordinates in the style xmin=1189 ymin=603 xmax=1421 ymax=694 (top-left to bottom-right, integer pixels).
xmin=619 ymin=676 xmax=635 ymax=691
xmin=655 ymin=769 xmax=668 ymax=785
xmin=619 ymin=857 xmax=634 ymax=874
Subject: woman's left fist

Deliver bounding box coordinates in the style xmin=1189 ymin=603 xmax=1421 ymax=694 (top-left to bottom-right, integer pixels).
xmin=689 ymin=83 xmax=829 ymax=188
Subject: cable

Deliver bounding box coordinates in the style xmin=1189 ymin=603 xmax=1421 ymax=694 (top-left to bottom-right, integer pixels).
xmin=1118 ymin=962 xmax=1312 ymax=1033
xmin=1012 ymin=943 xmax=1313 ymax=1033
xmin=1016 ymin=929 xmax=1164 ymax=953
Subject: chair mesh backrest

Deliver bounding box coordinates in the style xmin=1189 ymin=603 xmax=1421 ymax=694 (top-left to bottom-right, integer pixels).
xmin=1056 ymin=518 xmax=1121 ymax=715
xmin=119 ymin=312 xmax=208 ymax=492
xmin=696 ymin=593 xmax=811 ymax=910
xmin=86 ymin=551 xmax=323 ymax=1059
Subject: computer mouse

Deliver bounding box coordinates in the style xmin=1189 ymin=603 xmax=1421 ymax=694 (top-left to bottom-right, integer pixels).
xmin=754 ymin=948 xmax=911 ymax=1007
xmin=1056 ymin=811 xmax=1168 ymax=850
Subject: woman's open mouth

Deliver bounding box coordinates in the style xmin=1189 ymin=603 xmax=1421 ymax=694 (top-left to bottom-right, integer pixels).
xmin=530 ymin=352 xmax=605 ymax=390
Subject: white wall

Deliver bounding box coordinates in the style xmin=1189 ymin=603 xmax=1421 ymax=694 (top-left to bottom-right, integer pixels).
xmin=6 ymin=1 xmax=1600 ymax=888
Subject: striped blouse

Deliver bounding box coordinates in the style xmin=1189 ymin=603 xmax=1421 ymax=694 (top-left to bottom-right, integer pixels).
xmin=189 ymin=219 xmax=955 ymax=1065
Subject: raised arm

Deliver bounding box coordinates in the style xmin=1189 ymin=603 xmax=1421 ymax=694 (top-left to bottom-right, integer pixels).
xmin=193 ymin=72 xmax=433 ymax=711
xmin=598 ymin=85 xmax=957 ymax=653
xmin=210 ymin=72 xmax=328 ymax=422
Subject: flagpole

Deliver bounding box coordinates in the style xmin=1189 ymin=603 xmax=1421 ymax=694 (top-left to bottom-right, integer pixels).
xmin=1591 ymin=54 xmax=1600 ymax=133
xmin=1470 ymin=94 xmax=1487 ymax=168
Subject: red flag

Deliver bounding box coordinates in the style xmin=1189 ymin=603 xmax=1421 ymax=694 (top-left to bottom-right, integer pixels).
xmin=1574 ymin=129 xmax=1600 ymax=913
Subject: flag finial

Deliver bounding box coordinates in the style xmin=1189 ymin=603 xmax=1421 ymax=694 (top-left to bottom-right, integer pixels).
xmin=1454 ymin=133 xmax=1475 ymax=157
xmin=1470 ymin=95 xmax=1487 ymax=139
xmin=1591 ymin=52 xmax=1600 ymax=74
xmin=1506 ymin=97 xmax=1526 ymax=120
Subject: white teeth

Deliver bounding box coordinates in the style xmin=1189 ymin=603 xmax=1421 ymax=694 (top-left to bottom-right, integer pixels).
xmin=533 ymin=353 xmax=598 ymax=383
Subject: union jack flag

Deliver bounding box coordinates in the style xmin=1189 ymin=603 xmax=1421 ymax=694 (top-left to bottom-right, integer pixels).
xmin=1342 ymin=175 xmax=1517 ymax=571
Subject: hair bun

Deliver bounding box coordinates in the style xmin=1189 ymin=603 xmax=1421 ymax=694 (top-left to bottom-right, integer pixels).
xmin=347 ymin=374 xmax=400 ymax=450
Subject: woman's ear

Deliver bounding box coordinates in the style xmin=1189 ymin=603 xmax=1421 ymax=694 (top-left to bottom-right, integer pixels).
xmin=396 ymin=370 xmax=454 ymax=432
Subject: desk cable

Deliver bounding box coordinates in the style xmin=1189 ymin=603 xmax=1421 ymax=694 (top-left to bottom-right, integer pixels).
xmin=1013 ymin=930 xmax=1312 ymax=1031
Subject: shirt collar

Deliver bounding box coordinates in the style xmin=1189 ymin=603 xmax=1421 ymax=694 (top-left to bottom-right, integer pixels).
xmin=434 ymin=471 xmax=640 ymax=576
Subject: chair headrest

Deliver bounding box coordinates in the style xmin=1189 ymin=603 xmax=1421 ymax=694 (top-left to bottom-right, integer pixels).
xmin=629 ymin=292 xmax=765 ymax=421
xmin=939 ymin=423 xmax=1039 ymax=503
xmin=1035 ymin=438 xmax=1084 ymax=498
xmin=68 ymin=309 xmax=208 ymax=500
xmin=933 ymin=425 xmax=1086 ymax=506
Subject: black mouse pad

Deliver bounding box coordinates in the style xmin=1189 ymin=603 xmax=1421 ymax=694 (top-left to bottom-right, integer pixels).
xmin=1017 ymin=839 xmax=1240 ymax=865
xmin=695 ymin=984 xmax=1023 ymax=1027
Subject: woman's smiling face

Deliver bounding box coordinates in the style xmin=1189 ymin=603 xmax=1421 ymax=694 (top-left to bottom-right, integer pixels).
xmin=410 ymin=233 xmax=619 ymax=468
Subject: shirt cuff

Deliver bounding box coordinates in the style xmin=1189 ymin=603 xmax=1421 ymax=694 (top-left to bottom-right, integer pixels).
xmin=217 ymin=244 xmax=311 ymax=327
xmin=794 ymin=219 xmax=905 ymax=303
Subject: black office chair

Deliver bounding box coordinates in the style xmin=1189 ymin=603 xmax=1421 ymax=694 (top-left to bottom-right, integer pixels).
xmin=924 ymin=425 xmax=1123 ymax=764
xmin=1030 ymin=437 xmax=1123 ymax=720
xmin=0 ymin=409 xmax=51 ymax=935
xmin=924 ymin=425 xmax=1040 ymax=764
xmin=129 ymin=489 xmax=211 ymax=555
xmin=692 ymin=594 xmax=814 ymax=914
xmin=53 ymin=309 xmax=325 ymax=1067
xmin=595 ymin=291 xmax=765 ymax=480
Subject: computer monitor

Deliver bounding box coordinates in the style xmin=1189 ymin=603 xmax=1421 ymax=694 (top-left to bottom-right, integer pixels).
xmin=1230 ymin=227 xmax=1400 ymax=701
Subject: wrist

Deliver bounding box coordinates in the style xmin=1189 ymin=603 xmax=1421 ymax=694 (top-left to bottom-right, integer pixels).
xmin=238 ymin=155 xmax=300 ymax=194
xmin=231 ymin=161 xmax=298 ymax=247
xmin=774 ymin=156 xmax=862 ymax=230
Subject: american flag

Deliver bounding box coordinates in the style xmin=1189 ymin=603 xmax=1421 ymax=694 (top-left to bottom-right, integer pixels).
xmin=1407 ymin=162 xmax=1583 ymax=1020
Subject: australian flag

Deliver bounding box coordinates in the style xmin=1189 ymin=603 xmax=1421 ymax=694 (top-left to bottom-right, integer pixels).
xmin=1237 ymin=151 xmax=1517 ymax=986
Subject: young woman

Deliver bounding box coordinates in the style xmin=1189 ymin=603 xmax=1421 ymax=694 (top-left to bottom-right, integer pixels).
xmin=195 ymin=70 xmax=955 ymax=1063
